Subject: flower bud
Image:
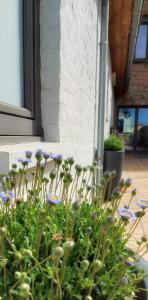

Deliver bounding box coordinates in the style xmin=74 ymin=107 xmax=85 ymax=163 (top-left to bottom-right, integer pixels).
xmin=119 ymin=276 xmax=128 ymax=286
xmin=125 ymin=178 xmax=132 ymax=187
xmin=63 ymin=240 xmax=75 ymax=249
xmin=67 ymin=157 xmax=74 ymax=166
xmin=22 ymin=249 xmax=33 ymax=257
xmin=85 ymin=295 xmax=93 ymax=300
xmin=55 ymin=247 xmax=64 ymax=258
xmin=141 ymin=236 xmax=147 ymax=243
xmin=72 ymin=201 xmax=80 ymax=210
xmin=86 ymin=226 xmax=92 ymax=236
xmin=107 ymin=215 xmax=115 ymax=223
xmin=15 ymin=271 xmax=22 ymax=280
xmin=103 ymin=170 xmax=111 ymax=179
xmin=131 ymin=188 xmax=137 ymax=196
xmin=81 ymin=260 xmax=90 ymax=271
xmin=119 ymin=179 xmax=125 ymax=188
xmin=75 ymin=164 xmax=82 ymax=175
xmin=50 ymin=172 xmax=56 ymax=180
xmin=111 ymin=170 xmax=116 ymax=178
xmin=85 ymin=296 xmax=93 ymax=300
xmin=0 ymin=258 xmax=8 ymax=267
xmin=1 ymin=227 xmax=8 ymax=234
xmin=19 ymin=283 xmax=30 ymax=295
xmin=92 ymin=260 xmax=103 ymax=271
xmin=12 ymin=163 xmax=17 ymax=169
xmin=15 ymin=252 xmax=23 ymax=261
xmin=135 ymin=211 xmax=145 ymax=218
xmin=90 ymin=211 xmax=97 ymax=221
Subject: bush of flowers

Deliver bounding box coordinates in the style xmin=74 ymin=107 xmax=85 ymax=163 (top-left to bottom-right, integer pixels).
xmin=0 ymin=150 xmax=147 ymax=299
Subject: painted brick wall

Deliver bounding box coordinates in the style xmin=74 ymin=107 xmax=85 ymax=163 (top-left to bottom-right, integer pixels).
xmin=40 ymin=0 xmax=114 ymax=165
xmin=59 ymin=0 xmax=100 ymax=164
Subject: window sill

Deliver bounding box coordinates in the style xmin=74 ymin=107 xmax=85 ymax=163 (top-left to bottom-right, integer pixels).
xmin=0 ymin=142 xmax=67 ymax=174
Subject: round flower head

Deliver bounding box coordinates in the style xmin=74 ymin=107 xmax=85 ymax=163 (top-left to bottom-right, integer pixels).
xmin=47 ymin=193 xmax=61 ymax=205
xmin=119 ymin=179 xmax=125 ymax=188
xmin=35 ymin=149 xmax=43 ymax=161
xmin=25 ymin=150 xmax=32 ymax=159
xmin=43 ymin=152 xmax=51 ymax=160
xmin=126 ymin=256 xmax=135 ymax=267
xmin=50 ymin=153 xmax=62 ymax=160
xmin=118 ymin=208 xmax=136 ymax=221
xmin=0 ymin=191 xmax=15 ymax=201
xmin=136 ymin=199 xmax=148 ymax=210
xmin=18 ymin=158 xmax=31 ymax=166
xmin=113 ymin=187 xmax=120 ymax=195
xmin=64 ymin=238 xmax=75 ymax=248
xmin=125 ymin=178 xmax=132 ymax=187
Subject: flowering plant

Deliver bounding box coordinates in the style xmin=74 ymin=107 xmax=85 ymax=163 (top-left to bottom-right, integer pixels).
xmin=0 ymin=152 xmax=147 ymax=299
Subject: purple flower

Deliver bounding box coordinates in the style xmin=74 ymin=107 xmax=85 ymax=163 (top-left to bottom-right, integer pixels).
xmin=136 ymin=199 xmax=148 ymax=210
xmin=125 ymin=178 xmax=132 ymax=187
xmin=25 ymin=150 xmax=32 ymax=159
xmin=47 ymin=193 xmax=61 ymax=205
xmin=35 ymin=149 xmax=43 ymax=161
xmin=126 ymin=256 xmax=135 ymax=267
xmin=36 ymin=149 xmax=43 ymax=156
xmin=113 ymin=187 xmax=120 ymax=195
xmin=18 ymin=158 xmax=32 ymax=166
xmin=43 ymin=152 xmax=51 ymax=160
xmin=50 ymin=154 xmax=62 ymax=160
xmin=118 ymin=208 xmax=136 ymax=221
xmin=0 ymin=191 xmax=15 ymax=201
xmin=119 ymin=179 xmax=125 ymax=188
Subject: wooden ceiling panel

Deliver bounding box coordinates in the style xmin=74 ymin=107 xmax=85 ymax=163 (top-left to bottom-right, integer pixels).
xmin=109 ymin=0 xmax=133 ymax=95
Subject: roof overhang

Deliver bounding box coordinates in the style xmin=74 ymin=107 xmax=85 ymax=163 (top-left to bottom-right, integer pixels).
xmin=109 ymin=0 xmax=144 ymax=96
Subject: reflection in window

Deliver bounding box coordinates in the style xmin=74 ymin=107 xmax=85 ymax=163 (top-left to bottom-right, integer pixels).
xmin=0 ymin=0 xmax=24 ymax=107
xmin=135 ymin=24 xmax=148 ymax=60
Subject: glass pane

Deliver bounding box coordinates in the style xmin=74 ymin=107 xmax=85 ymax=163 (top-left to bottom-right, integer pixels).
xmin=118 ymin=108 xmax=135 ymax=151
xmin=137 ymin=108 xmax=148 ymax=151
xmin=135 ymin=24 xmax=147 ymax=59
xmin=0 ymin=0 xmax=24 ymax=107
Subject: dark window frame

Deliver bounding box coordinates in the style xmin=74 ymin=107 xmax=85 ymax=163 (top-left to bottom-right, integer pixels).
xmin=0 ymin=0 xmax=42 ymax=138
xmin=134 ymin=16 xmax=148 ymax=63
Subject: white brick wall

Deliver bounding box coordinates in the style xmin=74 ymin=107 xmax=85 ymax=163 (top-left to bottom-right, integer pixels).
xmin=40 ymin=0 xmax=114 ymax=165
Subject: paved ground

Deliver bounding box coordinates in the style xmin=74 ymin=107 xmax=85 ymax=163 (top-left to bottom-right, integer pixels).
xmin=121 ymin=154 xmax=148 ymax=260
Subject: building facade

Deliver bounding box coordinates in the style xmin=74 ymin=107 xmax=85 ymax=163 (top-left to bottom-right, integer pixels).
xmin=116 ymin=0 xmax=148 ymax=152
xmin=0 ymin=0 xmax=143 ymax=174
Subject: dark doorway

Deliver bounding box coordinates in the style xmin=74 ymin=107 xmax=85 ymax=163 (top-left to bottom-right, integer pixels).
xmin=117 ymin=107 xmax=148 ymax=153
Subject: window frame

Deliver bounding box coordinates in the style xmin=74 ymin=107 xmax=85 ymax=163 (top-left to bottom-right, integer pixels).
xmin=0 ymin=0 xmax=42 ymax=138
xmin=134 ymin=16 xmax=148 ymax=63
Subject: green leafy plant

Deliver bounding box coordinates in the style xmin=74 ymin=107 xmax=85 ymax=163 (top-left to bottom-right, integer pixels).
xmin=0 ymin=151 xmax=147 ymax=299
xmin=104 ymin=134 xmax=124 ymax=151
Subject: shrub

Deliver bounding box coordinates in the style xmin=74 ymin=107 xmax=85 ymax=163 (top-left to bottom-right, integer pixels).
xmin=0 ymin=151 xmax=146 ymax=299
xmin=104 ymin=134 xmax=124 ymax=151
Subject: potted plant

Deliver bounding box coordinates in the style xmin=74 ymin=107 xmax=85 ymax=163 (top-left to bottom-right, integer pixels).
xmin=0 ymin=152 xmax=147 ymax=299
xmin=104 ymin=134 xmax=125 ymax=193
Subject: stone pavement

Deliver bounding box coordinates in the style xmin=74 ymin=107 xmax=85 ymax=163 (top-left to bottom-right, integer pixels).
xmin=121 ymin=154 xmax=148 ymax=260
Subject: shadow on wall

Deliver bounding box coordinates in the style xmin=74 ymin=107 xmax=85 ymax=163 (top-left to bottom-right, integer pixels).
xmin=40 ymin=0 xmax=61 ymax=142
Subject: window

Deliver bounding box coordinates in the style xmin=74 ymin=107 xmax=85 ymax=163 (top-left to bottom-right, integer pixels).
xmin=134 ymin=18 xmax=148 ymax=61
xmin=0 ymin=0 xmax=42 ymax=138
